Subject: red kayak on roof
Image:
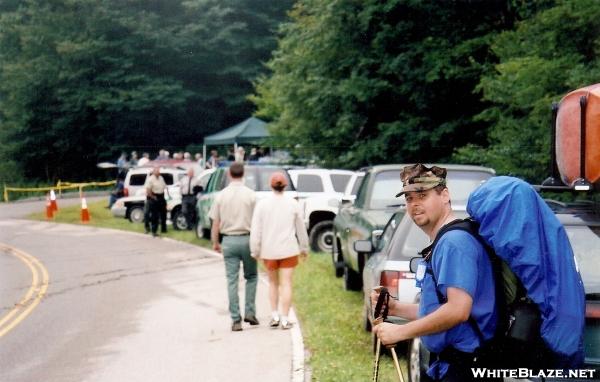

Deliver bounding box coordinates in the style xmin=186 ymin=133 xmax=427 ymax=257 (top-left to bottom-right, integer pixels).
xmin=555 ymin=83 xmax=600 ymax=187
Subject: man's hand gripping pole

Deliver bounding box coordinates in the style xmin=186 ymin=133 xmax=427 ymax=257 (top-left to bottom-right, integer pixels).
xmin=371 ymin=286 xmax=405 ymax=382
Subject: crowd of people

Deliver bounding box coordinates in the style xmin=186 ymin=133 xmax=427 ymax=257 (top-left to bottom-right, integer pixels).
xmin=113 ymin=145 xmax=271 ymax=177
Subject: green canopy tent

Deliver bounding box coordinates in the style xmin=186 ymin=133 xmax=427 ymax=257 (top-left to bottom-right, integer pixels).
xmin=203 ymin=117 xmax=270 ymax=160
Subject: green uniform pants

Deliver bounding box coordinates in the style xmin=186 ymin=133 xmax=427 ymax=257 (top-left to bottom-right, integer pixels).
xmin=222 ymin=235 xmax=257 ymax=322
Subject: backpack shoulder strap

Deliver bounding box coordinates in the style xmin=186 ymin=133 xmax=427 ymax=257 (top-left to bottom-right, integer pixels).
xmin=421 ymin=218 xmax=487 ymax=344
xmin=419 ymin=218 xmax=482 ymax=260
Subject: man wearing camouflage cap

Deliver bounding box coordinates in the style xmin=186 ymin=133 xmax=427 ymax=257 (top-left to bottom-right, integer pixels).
xmin=372 ymin=164 xmax=498 ymax=381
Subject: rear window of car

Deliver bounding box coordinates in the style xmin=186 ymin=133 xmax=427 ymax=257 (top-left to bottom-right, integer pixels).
xmin=221 ymin=167 xmax=293 ymax=192
xmin=129 ymin=174 xmax=147 ymax=186
xmin=370 ymin=170 xmax=402 ymax=209
xmin=330 ymin=174 xmax=351 ymax=193
xmin=351 ymin=175 xmax=364 ymax=196
xmin=297 ymin=174 xmax=324 ymax=192
xmin=445 ymin=171 xmax=493 ymax=205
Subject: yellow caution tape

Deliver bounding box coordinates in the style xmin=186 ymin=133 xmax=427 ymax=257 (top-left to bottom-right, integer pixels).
xmin=3 ymin=180 xmax=116 ymax=202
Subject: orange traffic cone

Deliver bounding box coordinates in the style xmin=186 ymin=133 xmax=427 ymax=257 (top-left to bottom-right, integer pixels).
xmin=50 ymin=189 xmax=58 ymax=212
xmin=80 ymin=198 xmax=90 ymax=223
xmin=45 ymin=195 xmax=54 ymax=220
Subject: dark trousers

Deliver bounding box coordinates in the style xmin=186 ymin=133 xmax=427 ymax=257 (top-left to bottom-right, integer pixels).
xmin=181 ymin=195 xmax=196 ymax=229
xmin=144 ymin=199 xmax=151 ymax=232
xmin=149 ymin=194 xmax=167 ymax=233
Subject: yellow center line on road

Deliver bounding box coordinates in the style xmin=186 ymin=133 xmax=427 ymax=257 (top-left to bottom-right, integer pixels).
xmin=0 ymin=243 xmax=49 ymax=338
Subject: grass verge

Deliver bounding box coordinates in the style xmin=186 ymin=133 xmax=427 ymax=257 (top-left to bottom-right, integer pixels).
xmin=29 ymin=199 xmax=408 ymax=381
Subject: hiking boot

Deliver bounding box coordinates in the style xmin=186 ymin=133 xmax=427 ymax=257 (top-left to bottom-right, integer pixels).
xmin=231 ymin=320 xmax=243 ymax=332
xmin=281 ymin=321 xmax=293 ymax=330
xmin=269 ymin=318 xmax=280 ymax=328
xmin=244 ymin=316 xmax=260 ymax=326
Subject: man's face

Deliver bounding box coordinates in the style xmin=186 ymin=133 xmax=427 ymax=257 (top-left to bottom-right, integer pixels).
xmin=152 ymin=167 xmax=160 ymax=177
xmin=404 ymin=188 xmax=449 ymax=229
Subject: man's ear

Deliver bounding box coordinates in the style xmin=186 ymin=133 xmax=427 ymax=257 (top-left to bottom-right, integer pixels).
xmin=441 ymin=187 xmax=451 ymax=204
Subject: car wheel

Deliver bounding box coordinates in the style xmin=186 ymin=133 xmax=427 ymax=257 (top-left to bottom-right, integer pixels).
xmin=128 ymin=206 xmax=145 ymax=223
xmin=343 ymin=263 xmax=362 ymax=291
xmin=172 ymin=208 xmax=188 ymax=231
xmin=332 ymin=238 xmax=344 ymax=278
xmin=309 ymin=221 xmax=334 ymax=253
xmin=408 ymin=337 xmax=429 ymax=382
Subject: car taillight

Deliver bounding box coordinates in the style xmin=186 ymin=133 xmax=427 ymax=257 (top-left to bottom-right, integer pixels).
xmin=380 ymin=271 xmax=412 ymax=292
xmin=586 ymin=302 xmax=600 ymax=319
xmin=123 ymin=188 xmax=129 ymax=197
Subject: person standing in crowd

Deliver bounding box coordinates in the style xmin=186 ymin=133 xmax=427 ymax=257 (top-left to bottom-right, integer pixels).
xmin=207 ymin=150 xmax=219 ymax=169
xmin=130 ymin=151 xmax=138 ymax=167
xmin=226 ymin=147 xmax=235 ymax=161
xmin=145 ymin=166 xmax=168 ymax=237
xmin=248 ymin=147 xmax=259 ymax=161
xmin=108 ymin=172 xmax=125 ymax=208
xmin=371 ymin=164 xmax=498 ymax=381
xmin=117 ymin=152 xmax=128 ymax=176
xmin=235 ymin=146 xmax=245 ymax=163
xmin=178 ymin=167 xmax=198 ymax=230
xmin=209 ymin=163 xmax=258 ymax=331
xmin=137 ymin=152 xmax=150 ymax=167
xmin=195 ymin=153 xmax=205 ymax=169
xmin=250 ymin=172 xmax=309 ymax=330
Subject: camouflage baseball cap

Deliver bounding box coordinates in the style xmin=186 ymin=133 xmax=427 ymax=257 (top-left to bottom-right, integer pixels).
xmin=395 ymin=164 xmax=447 ymax=197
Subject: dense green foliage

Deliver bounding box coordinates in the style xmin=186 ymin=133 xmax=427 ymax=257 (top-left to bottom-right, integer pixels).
xmin=456 ymin=0 xmax=600 ymax=182
xmin=254 ymin=0 xmax=600 ymax=183
xmin=0 ymin=0 xmax=292 ymax=182
xmin=252 ymin=0 xmax=521 ymax=168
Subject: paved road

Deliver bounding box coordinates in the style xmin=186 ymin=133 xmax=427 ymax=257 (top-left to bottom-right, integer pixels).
xmin=0 ymin=199 xmax=302 ymax=382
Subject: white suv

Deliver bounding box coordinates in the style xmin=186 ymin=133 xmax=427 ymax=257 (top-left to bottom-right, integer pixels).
xmin=288 ymin=169 xmax=357 ymax=252
xmin=123 ymin=166 xmax=187 ymax=197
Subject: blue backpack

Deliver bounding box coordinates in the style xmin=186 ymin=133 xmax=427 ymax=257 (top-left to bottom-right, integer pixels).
xmin=424 ymin=176 xmax=585 ymax=369
xmin=465 ymin=176 xmax=585 ymax=368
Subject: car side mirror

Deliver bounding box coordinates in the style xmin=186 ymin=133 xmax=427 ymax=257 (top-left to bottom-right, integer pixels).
xmin=341 ymin=197 xmax=353 ymax=206
xmin=371 ymin=229 xmax=383 ymax=247
xmin=409 ymin=257 xmax=422 ymax=273
xmin=354 ymin=240 xmax=373 ymax=254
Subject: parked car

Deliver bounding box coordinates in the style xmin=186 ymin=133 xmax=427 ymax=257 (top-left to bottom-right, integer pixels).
xmin=110 ymin=186 xmax=181 ymax=224
xmin=358 ymin=201 xmax=600 ymax=382
xmin=333 ymin=164 xmax=495 ymax=291
xmin=168 ymin=168 xmax=215 ymax=230
xmin=288 ymin=169 xmax=356 ymax=252
xmin=122 ymin=166 xmax=187 ymax=197
xmin=195 ymin=165 xmax=297 ymax=239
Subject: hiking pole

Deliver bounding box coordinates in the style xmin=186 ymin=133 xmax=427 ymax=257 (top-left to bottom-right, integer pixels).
xmin=371 ymin=286 xmax=387 ymax=382
xmin=372 ymin=286 xmax=405 ymax=382
xmin=389 ymin=345 xmax=405 ymax=382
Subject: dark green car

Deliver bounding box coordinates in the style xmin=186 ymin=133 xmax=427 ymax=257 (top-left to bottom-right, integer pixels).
xmin=332 ymin=164 xmax=495 ymax=291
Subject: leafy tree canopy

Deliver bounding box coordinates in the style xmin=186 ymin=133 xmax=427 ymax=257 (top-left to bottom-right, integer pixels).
xmin=0 ymin=0 xmax=293 ymax=181
xmin=456 ymin=0 xmax=600 ymax=183
xmin=252 ymin=0 xmax=524 ymax=168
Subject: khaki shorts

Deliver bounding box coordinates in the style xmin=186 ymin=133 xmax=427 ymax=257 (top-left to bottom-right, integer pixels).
xmin=263 ymin=255 xmax=299 ymax=271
